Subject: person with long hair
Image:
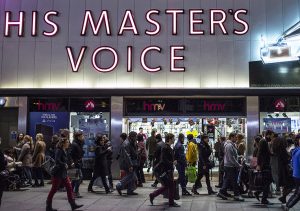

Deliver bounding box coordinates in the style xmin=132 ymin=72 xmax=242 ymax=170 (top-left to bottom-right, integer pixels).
xmin=18 ymin=135 xmax=33 ymax=185
xmin=32 ymin=133 xmax=46 ymax=187
xmin=149 ymin=133 xmax=180 ymax=207
xmin=254 ymin=139 xmax=272 ymax=204
xmin=46 ymin=138 xmax=83 ymax=211
xmin=88 ymin=134 xmax=112 ymax=194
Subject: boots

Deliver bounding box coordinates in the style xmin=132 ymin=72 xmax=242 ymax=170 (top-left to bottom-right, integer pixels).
xmin=69 ymin=200 xmax=83 ymax=211
xmin=46 ymin=201 xmax=57 ymax=211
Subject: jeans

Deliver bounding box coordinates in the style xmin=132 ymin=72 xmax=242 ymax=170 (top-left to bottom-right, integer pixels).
xmin=176 ymin=164 xmax=187 ymax=190
xmin=32 ymin=167 xmax=44 ymax=185
xmin=88 ymin=174 xmax=109 ymax=192
xmin=116 ymin=171 xmax=136 ymax=193
xmin=47 ymin=177 xmax=74 ymax=202
xmin=195 ymin=169 xmax=212 ymax=191
xmin=287 ymin=178 xmax=300 ymax=208
xmin=71 ymin=168 xmax=83 ymax=193
xmin=150 ymin=174 xmax=175 ymax=205
xmin=148 ymin=155 xmax=154 ymax=169
xmin=23 ymin=166 xmax=32 ymax=184
xmin=107 ymin=160 xmax=113 ymax=187
xmin=218 ymin=160 xmax=224 ymax=186
xmin=136 ymin=162 xmax=145 ymax=184
xmin=220 ymin=166 xmax=240 ymax=196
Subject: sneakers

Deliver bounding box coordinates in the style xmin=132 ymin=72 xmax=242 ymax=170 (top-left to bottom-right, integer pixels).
xmin=169 ymin=202 xmax=180 ymax=207
xmin=182 ymin=189 xmax=192 ymax=196
xmin=233 ymin=195 xmax=245 ymax=202
xmin=217 ymin=192 xmax=228 ymax=200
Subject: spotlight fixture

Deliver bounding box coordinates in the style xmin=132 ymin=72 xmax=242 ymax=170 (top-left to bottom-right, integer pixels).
xmin=0 ymin=98 xmax=6 ymax=107
xmin=275 ymin=113 xmax=280 ymax=117
xmin=268 ymin=114 xmax=273 ymax=118
xmin=282 ymin=113 xmax=288 ymax=118
xmin=176 ymin=119 xmax=181 ymax=125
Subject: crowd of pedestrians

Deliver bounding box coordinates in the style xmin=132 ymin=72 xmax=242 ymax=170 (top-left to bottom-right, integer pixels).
xmin=0 ymin=128 xmax=299 ymax=211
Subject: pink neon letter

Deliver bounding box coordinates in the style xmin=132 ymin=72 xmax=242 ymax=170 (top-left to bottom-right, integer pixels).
xmin=233 ymin=9 xmax=249 ymax=35
xmin=66 ymin=46 xmax=87 ymax=72
xmin=210 ymin=10 xmax=228 ymax=35
xmin=170 ymin=46 xmax=185 ymax=72
xmin=92 ymin=47 xmax=118 ymax=72
xmin=5 ymin=11 xmax=24 ymax=37
xmin=189 ymin=10 xmax=204 ymax=35
xmin=165 ymin=9 xmax=184 ymax=35
xmin=145 ymin=10 xmax=161 ymax=36
xmin=43 ymin=11 xmax=59 ymax=37
xmin=127 ymin=46 xmax=133 ymax=72
xmin=32 ymin=11 xmax=38 ymax=36
xmin=81 ymin=10 xmax=111 ymax=36
xmin=118 ymin=10 xmax=139 ymax=35
xmin=140 ymin=46 xmax=161 ymax=72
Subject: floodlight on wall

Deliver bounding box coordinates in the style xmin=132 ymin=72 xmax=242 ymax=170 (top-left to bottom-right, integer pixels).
xmin=282 ymin=113 xmax=288 ymax=118
xmin=268 ymin=114 xmax=273 ymax=118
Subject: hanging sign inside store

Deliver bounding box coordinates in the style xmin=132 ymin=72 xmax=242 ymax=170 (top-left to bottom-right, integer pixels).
xmin=3 ymin=9 xmax=248 ymax=73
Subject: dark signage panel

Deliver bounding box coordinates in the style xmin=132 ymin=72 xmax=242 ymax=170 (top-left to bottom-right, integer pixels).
xmin=70 ymin=98 xmax=110 ymax=112
xmin=29 ymin=98 xmax=69 ymax=112
xmin=250 ymin=61 xmax=300 ymax=87
xmin=259 ymin=96 xmax=300 ymax=112
xmin=125 ymin=98 xmax=246 ymax=116
xmin=185 ymin=98 xmax=246 ymax=116
xmin=124 ymin=98 xmax=185 ymax=116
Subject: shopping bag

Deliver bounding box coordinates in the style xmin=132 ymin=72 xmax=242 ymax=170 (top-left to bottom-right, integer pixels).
xmin=163 ymin=180 xmax=180 ymax=200
xmin=67 ymin=168 xmax=80 ymax=180
xmin=186 ymin=165 xmax=197 ymax=183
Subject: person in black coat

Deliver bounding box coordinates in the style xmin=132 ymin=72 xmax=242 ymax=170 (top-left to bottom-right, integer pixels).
xmin=104 ymin=135 xmax=114 ymax=189
xmin=88 ymin=135 xmax=112 ymax=194
xmin=46 ymin=138 xmax=83 ymax=211
xmin=254 ymin=139 xmax=272 ymax=205
xmin=192 ymin=134 xmax=217 ymax=195
xmin=0 ymin=143 xmax=7 ymax=207
xmin=151 ymin=134 xmax=165 ymax=188
xmin=174 ymin=133 xmax=191 ymax=196
xmin=149 ymin=133 xmax=180 ymax=207
xmin=70 ymin=131 xmax=85 ymax=198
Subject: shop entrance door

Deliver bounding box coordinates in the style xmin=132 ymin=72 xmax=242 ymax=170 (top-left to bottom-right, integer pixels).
xmin=0 ymin=108 xmax=18 ymax=149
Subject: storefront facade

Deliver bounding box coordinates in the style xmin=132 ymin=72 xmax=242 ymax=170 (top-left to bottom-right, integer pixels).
xmin=0 ymin=0 xmax=300 ymax=176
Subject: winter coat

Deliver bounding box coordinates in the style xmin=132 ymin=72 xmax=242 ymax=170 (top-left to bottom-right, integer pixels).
xmin=105 ymin=141 xmax=113 ymax=161
xmin=146 ymin=136 xmax=157 ymax=156
xmin=198 ymin=141 xmax=212 ymax=173
xmin=292 ymin=147 xmax=300 ymax=179
xmin=70 ymin=139 xmax=84 ymax=168
xmin=124 ymin=139 xmax=139 ymax=166
xmin=32 ymin=141 xmax=46 ymax=167
xmin=153 ymin=141 xmax=165 ymax=167
xmin=186 ymin=141 xmax=198 ymax=164
xmin=223 ymin=140 xmax=240 ymax=168
xmin=93 ymin=145 xmax=108 ymax=177
xmin=118 ymin=140 xmax=133 ymax=171
xmin=18 ymin=143 xmax=32 ymax=167
xmin=52 ymin=148 xmax=68 ymax=179
xmin=174 ymin=141 xmax=187 ymax=167
xmin=0 ymin=150 xmax=7 ymax=172
xmin=276 ymin=146 xmax=291 ymax=187
xmin=160 ymin=144 xmax=175 ymax=172
xmin=237 ymin=140 xmax=246 ymax=156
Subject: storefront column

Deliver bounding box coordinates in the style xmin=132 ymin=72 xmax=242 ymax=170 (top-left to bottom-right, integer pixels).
xmin=246 ymin=96 xmax=259 ymax=158
xmin=18 ymin=96 xmax=28 ymax=134
xmin=111 ymin=96 xmax=123 ymax=179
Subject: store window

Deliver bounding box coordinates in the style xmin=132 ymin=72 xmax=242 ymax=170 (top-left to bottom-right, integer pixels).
xmin=260 ymin=96 xmax=300 ymax=134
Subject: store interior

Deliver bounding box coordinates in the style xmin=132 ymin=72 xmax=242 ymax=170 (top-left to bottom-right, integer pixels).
xmin=123 ymin=117 xmax=247 ymax=145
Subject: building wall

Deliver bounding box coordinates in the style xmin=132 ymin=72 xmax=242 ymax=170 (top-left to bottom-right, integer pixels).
xmin=0 ymin=0 xmax=299 ymax=89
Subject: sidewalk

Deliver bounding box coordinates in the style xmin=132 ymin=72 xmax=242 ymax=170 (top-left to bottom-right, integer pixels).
xmin=1 ymin=181 xmax=299 ymax=211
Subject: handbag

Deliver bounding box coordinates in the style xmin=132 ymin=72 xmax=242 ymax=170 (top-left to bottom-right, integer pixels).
xmin=163 ymin=179 xmax=180 ymax=200
xmin=67 ymin=168 xmax=80 ymax=180
xmin=186 ymin=165 xmax=197 ymax=183
xmin=42 ymin=156 xmax=55 ymax=175
xmin=0 ymin=169 xmax=9 ymax=180
xmin=208 ymin=160 xmax=215 ymax=169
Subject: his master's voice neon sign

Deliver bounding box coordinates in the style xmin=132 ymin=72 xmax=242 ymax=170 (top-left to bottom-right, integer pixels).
xmin=4 ymin=9 xmax=249 ymax=73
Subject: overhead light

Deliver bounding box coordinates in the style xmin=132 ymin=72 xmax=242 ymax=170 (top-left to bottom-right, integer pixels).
xmin=0 ymin=98 xmax=7 ymax=107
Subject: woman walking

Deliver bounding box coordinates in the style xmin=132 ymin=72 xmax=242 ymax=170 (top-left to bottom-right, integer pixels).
xmin=88 ymin=135 xmax=112 ymax=194
xmin=32 ymin=133 xmax=46 ymax=187
xmin=149 ymin=133 xmax=180 ymax=207
xmin=46 ymin=137 xmax=83 ymax=211
xmin=18 ymin=135 xmax=33 ymax=185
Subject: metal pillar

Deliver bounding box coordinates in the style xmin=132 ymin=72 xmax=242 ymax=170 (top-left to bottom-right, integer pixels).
xmin=18 ymin=97 xmax=28 ymax=134
xmin=110 ymin=96 xmax=123 ymax=179
xmin=246 ymin=96 xmax=259 ymax=159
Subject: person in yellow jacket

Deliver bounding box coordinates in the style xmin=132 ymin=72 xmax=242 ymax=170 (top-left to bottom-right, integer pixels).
xmin=186 ymin=134 xmax=198 ymax=165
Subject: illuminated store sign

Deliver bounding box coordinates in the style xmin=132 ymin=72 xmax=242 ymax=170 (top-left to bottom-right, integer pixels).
xmin=4 ymin=9 xmax=248 ymax=73
xmin=260 ymin=21 xmax=300 ymax=64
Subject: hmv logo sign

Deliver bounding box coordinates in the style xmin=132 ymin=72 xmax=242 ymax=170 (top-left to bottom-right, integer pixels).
xmin=203 ymin=100 xmax=225 ymax=111
xmin=36 ymin=100 xmax=61 ymax=111
xmin=143 ymin=101 xmax=166 ymax=112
